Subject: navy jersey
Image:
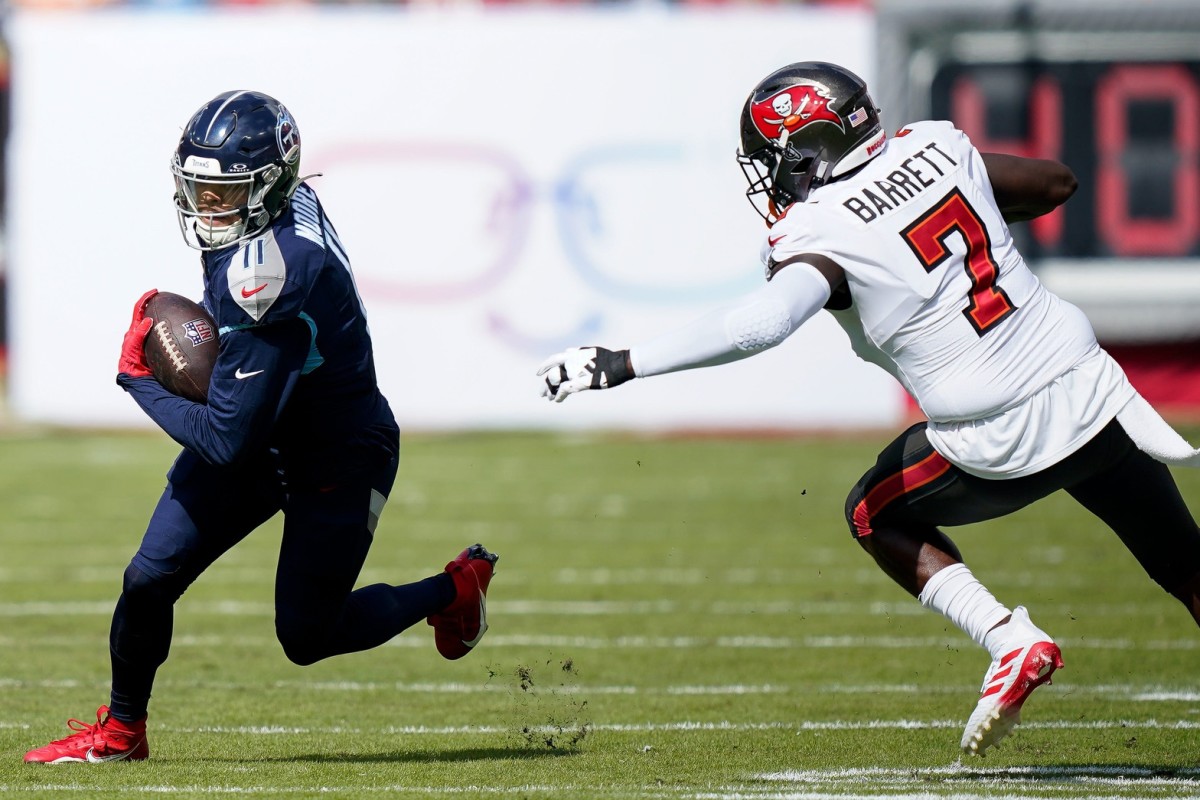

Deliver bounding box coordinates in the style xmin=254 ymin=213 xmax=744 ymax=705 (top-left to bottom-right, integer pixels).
xmin=120 ymin=183 xmax=398 ymax=485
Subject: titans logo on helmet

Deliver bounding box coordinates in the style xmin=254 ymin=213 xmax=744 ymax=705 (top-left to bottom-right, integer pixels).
xmin=277 ymin=110 xmax=300 ymax=156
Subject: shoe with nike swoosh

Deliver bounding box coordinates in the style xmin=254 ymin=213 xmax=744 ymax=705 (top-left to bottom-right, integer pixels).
xmin=24 ymin=706 xmax=148 ymax=764
xmin=427 ymin=544 xmax=498 ymax=660
xmin=960 ymin=606 xmax=1063 ymax=756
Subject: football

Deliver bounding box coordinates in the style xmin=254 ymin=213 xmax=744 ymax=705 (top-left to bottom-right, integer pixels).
xmin=143 ymin=292 xmax=219 ymax=403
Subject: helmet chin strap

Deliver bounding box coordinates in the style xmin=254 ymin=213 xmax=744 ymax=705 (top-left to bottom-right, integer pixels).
xmin=770 ymin=129 xmax=791 ymax=184
xmin=194 ymin=216 xmax=246 ymax=248
xmin=193 ymin=202 xmax=272 ymax=249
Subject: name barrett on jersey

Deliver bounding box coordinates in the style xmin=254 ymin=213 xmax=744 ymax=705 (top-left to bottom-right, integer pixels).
xmin=841 ymin=138 xmax=958 ymax=224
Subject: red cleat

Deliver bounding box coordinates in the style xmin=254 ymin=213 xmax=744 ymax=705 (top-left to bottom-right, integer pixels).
xmin=427 ymin=544 xmax=498 ymax=660
xmin=961 ymin=607 xmax=1063 ymax=756
xmin=25 ymin=706 xmax=148 ymax=764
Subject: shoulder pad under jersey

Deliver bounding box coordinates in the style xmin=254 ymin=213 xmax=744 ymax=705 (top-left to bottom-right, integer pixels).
xmin=221 ymin=227 xmax=319 ymax=325
xmin=760 ymin=202 xmax=830 ymax=270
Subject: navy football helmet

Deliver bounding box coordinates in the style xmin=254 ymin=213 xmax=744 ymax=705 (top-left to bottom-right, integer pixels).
xmin=172 ymin=90 xmax=302 ymax=250
xmin=737 ymin=62 xmax=885 ymax=224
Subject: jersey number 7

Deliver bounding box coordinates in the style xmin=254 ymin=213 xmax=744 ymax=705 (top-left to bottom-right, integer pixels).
xmin=900 ymin=188 xmax=1016 ymax=336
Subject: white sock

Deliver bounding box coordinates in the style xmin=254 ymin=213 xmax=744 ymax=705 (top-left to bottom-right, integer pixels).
xmin=918 ymin=563 xmax=1012 ymax=655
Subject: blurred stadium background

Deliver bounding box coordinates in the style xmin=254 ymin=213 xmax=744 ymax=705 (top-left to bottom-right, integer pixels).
xmin=1 ymin=0 xmax=1199 ymax=433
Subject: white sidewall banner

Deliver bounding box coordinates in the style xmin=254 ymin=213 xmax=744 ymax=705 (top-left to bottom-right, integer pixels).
xmin=8 ymin=7 xmax=903 ymax=431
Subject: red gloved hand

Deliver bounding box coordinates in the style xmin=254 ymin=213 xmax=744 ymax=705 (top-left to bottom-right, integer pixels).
xmin=118 ymin=289 xmax=159 ymax=378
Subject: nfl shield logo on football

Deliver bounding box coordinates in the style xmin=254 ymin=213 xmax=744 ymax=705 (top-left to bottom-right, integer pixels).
xmin=182 ymin=318 xmax=216 ymax=347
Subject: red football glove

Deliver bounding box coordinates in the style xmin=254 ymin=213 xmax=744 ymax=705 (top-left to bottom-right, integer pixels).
xmin=118 ymin=289 xmax=159 ymax=378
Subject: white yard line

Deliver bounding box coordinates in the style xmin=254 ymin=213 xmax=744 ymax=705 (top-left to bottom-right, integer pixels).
xmin=0 ymin=598 xmax=1180 ymax=618
xmin=2 ymin=719 xmax=1164 ymax=735
xmin=9 ymin=718 xmax=1200 ymax=737
xmin=2 ymin=677 xmax=1198 ymax=700
xmin=5 ymin=743 xmax=1199 ymax=799
xmin=8 ymin=631 xmax=1197 ymax=652
xmin=0 ymin=786 xmax=580 ymax=797
xmin=3 ymin=767 xmax=1199 ymax=800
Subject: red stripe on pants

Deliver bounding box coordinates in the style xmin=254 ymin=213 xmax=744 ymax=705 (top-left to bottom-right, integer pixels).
xmin=852 ymin=450 xmax=952 ymax=537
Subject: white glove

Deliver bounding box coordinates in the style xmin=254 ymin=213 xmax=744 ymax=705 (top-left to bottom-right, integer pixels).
xmin=537 ymin=346 xmax=633 ymax=403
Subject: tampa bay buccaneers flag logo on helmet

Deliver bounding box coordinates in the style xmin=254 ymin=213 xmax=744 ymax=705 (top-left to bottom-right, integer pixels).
xmin=749 ymin=83 xmax=844 ymax=141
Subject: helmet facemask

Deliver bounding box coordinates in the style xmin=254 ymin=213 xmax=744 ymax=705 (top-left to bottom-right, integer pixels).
xmin=173 ymin=158 xmax=289 ymax=251
xmin=737 ymin=133 xmax=833 ymax=226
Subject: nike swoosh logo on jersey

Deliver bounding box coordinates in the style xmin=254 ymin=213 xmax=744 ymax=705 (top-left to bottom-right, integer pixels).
xmin=461 ymin=592 xmax=488 ymax=648
xmin=85 ymin=746 xmax=136 ymax=763
xmin=235 ymin=368 xmax=265 ymax=379
xmin=768 ymin=235 xmax=784 ymax=247
xmin=240 ymin=283 xmax=268 ymax=298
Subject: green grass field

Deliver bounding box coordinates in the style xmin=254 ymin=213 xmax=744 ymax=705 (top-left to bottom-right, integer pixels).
xmin=1 ymin=428 xmax=1199 ymax=799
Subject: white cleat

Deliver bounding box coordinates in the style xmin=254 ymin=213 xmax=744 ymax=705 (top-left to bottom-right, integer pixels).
xmin=961 ymin=606 xmax=1063 ymax=756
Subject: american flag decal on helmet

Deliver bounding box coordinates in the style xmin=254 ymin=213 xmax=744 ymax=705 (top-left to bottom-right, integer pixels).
xmin=848 ymin=107 xmax=869 ymax=127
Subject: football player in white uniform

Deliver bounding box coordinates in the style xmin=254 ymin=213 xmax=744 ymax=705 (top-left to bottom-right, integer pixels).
xmin=538 ymin=61 xmax=1200 ymax=756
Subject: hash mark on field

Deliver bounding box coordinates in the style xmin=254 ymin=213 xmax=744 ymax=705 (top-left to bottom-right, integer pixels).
xmin=753 ymin=764 xmax=1200 ymax=796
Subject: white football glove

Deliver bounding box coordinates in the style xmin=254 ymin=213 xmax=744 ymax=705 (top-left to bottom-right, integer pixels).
xmin=537 ymin=346 xmax=633 ymax=403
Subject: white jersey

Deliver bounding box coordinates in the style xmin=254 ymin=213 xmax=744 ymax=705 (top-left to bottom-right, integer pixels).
xmin=763 ymin=120 xmax=1134 ymax=477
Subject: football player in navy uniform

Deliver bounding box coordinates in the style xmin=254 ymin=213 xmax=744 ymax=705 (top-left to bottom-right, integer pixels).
xmin=538 ymin=62 xmax=1200 ymax=755
xmin=25 ymin=91 xmax=498 ymax=763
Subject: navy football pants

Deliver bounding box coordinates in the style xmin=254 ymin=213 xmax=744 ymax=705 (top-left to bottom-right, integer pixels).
xmin=108 ymin=449 xmax=453 ymax=721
